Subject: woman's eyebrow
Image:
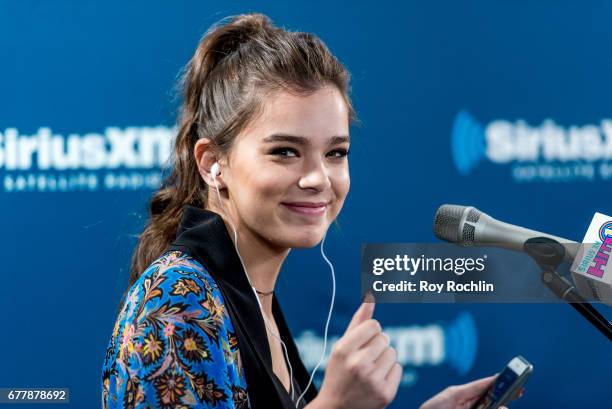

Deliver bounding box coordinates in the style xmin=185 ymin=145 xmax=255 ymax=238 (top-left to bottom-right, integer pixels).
xmin=263 ymin=133 xmax=350 ymax=145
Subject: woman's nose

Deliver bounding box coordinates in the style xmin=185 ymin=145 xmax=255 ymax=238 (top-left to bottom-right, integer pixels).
xmin=298 ymin=161 xmax=331 ymax=191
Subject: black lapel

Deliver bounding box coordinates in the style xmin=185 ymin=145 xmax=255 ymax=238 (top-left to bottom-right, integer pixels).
xmin=272 ymin=296 xmax=320 ymax=404
xmin=169 ymin=205 xmax=290 ymax=408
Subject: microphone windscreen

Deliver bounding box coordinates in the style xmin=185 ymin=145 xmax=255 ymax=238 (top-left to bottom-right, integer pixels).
xmin=434 ymin=204 xmax=484 ymax=245
xmin=433 ymin=204 xmax=467 ymax=243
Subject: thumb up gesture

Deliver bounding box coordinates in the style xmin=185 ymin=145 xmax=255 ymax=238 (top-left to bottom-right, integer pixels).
xmin=310 ymin=295 xmax=402 ymax=409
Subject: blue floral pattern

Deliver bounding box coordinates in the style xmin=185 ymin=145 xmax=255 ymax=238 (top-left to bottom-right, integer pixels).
xmin=102 ymin=250 xmax=250 ymax=408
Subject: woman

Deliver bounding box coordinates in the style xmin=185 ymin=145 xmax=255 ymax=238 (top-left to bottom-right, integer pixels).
xmin=101 ymin=13 xmax=517 ymax=409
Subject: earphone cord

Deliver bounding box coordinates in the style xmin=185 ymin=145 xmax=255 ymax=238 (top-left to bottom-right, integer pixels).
xmin=212 ymin=174 xmax=297 ymax=402
xmin=295 ymin=228 xmax=335 ymax=408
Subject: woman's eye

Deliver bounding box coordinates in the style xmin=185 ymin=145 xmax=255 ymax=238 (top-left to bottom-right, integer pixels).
xmin=269 ymin=147 xmax=350 ymax=159
xmin=270 ymin=147 xmax=299 ymax=157
xmin=327 ymin=148 xmax=350 ymax=158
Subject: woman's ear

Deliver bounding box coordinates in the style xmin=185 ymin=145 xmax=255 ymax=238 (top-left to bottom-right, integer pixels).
xmin=194 ymin=138 xmax=227 ymax=189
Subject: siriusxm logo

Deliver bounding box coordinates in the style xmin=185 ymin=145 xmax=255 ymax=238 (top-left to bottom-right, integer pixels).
xmin=598 ymin=222 xmax=612 ymax=242
xmin=295 ymin=312 xmax=477 ymax=388
xmin=0 ymin=127 xmax=174 ymax=170
xmin=452 ymin=111 xmax=612 ymax=182
xmin=0 ymin=126 xmax=175 ymax=193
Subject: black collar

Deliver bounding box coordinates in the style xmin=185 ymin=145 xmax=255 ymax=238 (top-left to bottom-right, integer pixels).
xmin=172 ymin=204 xmax=254 ymax=295
xmin=170 ymin=204 xmax=272 ymax=364
xmin=169 ymin=205 xmax=317 ymax=408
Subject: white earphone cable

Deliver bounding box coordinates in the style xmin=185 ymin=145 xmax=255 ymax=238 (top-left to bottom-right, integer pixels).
xmin=295 ymin=228 xmax=335 ymax=408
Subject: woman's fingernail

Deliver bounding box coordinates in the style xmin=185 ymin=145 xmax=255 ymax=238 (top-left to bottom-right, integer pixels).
xmin=362 ymin=291 xmax=375 ymax=303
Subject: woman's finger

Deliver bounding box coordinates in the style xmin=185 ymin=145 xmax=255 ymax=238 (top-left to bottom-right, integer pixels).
xmin=452 ymin=375 xmax=497 ymax=401
xmin=382 ymin=362 xmax=403 ymax=399
xmin=355 ymin=331 xmax=390 ymax=365
xmin=370 ymin=346 xmax=397 ymax=380
xmin=341 ymin=318 xmax=382 ymax=351
xmin=345 ymin=294 xmax=375 ymax=333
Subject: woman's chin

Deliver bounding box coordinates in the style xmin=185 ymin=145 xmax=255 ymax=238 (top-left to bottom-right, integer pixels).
xmin=282 ymin=229 xmax=326 ymax=248
xmin=257 ymin=219 xmax=327 ymax=249
xmin=271 ymin=214 xmax=332 ymax=248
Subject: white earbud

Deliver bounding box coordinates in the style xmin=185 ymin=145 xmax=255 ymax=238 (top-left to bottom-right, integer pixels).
xmin=210 ymin=162 xmax=220 ymax=179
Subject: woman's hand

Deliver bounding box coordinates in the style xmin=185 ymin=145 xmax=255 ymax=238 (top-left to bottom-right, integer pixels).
xmin=419 ymin=375 xmax=524 ymax=409
xmin=308 ymin=297 xmax=402 ymax=409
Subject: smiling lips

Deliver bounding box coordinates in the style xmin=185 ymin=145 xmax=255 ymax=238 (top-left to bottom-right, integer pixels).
xmin=282 ymin=201 xmax=328 ymax=216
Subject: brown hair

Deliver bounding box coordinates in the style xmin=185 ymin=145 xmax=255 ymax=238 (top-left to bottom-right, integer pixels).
xmin=128 ymin=13 xmax=357 ymax=287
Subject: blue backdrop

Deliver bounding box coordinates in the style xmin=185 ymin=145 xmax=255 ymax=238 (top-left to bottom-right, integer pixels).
xmin=1 ymin=1 xmax=610 ymax=408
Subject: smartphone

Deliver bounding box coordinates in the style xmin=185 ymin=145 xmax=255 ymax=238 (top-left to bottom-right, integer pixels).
xmin=470 ymin=355 xmax=533 ymax=409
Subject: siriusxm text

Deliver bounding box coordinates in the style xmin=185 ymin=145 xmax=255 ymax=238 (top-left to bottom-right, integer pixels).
xmin=0 ymin=126 xmax=174 ymax=170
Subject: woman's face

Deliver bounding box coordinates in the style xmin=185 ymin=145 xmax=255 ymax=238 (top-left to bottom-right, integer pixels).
xmin=222 ymin=85 xmax=350 ymax=249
